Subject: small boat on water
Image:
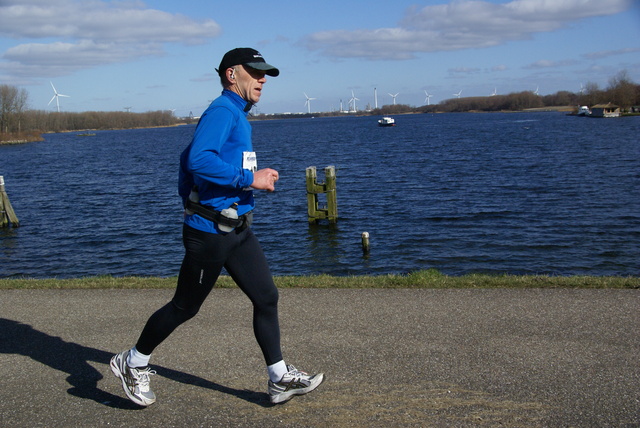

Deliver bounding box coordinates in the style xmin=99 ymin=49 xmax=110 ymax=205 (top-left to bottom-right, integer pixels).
xmin=378 ymin=117 xmax=395 ymax=127
xmin=577 ymin=106 xmax=591 ymax=116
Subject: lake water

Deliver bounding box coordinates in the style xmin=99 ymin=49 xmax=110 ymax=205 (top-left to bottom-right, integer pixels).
xmin=1 ymin=112 xmax=639 ymax=278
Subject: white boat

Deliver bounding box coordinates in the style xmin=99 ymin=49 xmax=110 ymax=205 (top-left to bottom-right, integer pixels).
xmin=378 ymin=117 xmax=395 ymax=127
xmin=577 ymin=106 xmax=591 ymax=116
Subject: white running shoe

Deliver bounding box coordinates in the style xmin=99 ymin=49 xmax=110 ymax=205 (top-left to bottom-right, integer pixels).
xmin=110 ymin=350 xmax=156 ymax=406
xmin=268 ymin=365 xmax=324 ymax=404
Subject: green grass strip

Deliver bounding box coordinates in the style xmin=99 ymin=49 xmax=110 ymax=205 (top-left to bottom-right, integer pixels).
xmin=0 ymin=269 xmax=638 ymax=290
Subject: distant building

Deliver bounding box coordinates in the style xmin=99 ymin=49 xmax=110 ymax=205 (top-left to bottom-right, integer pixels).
xmin=590 ymin=103 xmax=621 ymax=118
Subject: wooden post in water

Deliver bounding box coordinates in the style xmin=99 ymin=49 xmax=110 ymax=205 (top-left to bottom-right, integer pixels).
xmin=324 ymin=166 xmax=337 ymax=222
xmin=306 ymin=166 xmax=338 ymax=223
xmin=361 ymin=231 xmax=370 ymax=254
xmin=0 ymin=176 xmax=20 ymax=228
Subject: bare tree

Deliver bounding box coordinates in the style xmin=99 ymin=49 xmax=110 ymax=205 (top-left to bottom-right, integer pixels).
xmin=607 ymin=70 xmax=636 ymax=109
xmin=0 ymin=84 xmax=29 ymax=134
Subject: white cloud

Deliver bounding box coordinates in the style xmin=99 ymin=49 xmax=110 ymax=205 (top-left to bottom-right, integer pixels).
xmin=302 ymin=0 xmax=632 ymax=60
xmin=4 ymin=40 xmax=162 ymax=67
xmin=0 ymin=0 xmax=221 ymax=79
xmin=583 ymin=47 xmax=640 ymax=60
xmin=448 ymin=67 xmax=481 ymax=74
xmin=524 ymin=59 xmax=579 ymax=69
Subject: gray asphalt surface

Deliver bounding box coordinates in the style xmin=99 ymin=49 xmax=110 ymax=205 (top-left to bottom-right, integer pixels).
xmin=1 ymin=288 xmax=638 ymax=427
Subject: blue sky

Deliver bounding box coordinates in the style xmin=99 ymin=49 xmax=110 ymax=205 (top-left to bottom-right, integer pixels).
xmin=1 ymin=0 xmax=639 ymax=116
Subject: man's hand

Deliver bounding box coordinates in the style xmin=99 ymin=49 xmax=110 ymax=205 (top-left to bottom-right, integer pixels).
xmin=251 ymin=168 xmax=279 ymax=192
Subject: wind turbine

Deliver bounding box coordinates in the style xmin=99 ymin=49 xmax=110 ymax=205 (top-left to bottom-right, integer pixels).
xmin=48 ymin=81 xmax=70 ymax=112
xmin=454 ymin=90 xmax=462 ymax=98
xmin=388 ymin=93 xmax=399 ymax=105
xmin=374 ymin=88 xmax=378 ymax=109
xmin=533 ymin=86 xmax=539 ymax=95
xmin=579 ymin=83 xmax=585 ymax=95
xmin=424 ymin=90 xmax=433 ymax=105
xmin=349 ymin=90 xmax=359 ymax=112
xmin=491 ymin=87 xmax=497 ymax=96
xmin=304 ymin=93 xmax=316 ymax=114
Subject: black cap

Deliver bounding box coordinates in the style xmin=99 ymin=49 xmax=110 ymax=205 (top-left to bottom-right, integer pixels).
xmin=216 ymin=47 xmax=279 ymax=77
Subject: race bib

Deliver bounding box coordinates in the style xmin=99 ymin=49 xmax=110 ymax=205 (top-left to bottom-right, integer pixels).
xmin=243 ymin=151 xmax=257 ymax=172
xmin=243 ymin=151 xmax=257 ymax=190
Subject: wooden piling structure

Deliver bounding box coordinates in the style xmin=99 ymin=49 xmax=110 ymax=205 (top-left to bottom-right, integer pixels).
xmin=306 ymin=166 xmax=338 ymax=223
xmin=0 ymin=176 xmax=20 ymax=228
xmin=361 ymin=231 xmax=370 ymax=254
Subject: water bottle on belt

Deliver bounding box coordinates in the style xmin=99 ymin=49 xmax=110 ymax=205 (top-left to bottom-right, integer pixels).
xmin=218 ymin=203 xmax=238 ymax=233
xmin=185 ymin=187 xmax=199 ymax=215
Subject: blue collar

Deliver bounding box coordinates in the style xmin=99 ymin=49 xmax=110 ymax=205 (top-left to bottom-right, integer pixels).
xmin=222 ymin=89 xmax=252 ymax=115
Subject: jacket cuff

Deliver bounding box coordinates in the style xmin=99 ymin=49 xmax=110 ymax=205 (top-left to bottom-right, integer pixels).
xmin=241 ymin=169 xmax=254 ymax=189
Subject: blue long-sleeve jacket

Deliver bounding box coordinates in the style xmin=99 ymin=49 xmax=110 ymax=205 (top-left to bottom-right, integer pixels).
xmin=179 ymin=90 xmax=255 ymax=233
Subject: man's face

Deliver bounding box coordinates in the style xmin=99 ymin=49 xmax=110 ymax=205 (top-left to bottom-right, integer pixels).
xmin=230 ymin=65 xmax=267 ymax=104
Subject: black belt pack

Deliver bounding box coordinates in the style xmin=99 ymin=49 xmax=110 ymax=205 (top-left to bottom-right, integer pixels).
xmin=186 ymin=199 xmax=252 ymax=230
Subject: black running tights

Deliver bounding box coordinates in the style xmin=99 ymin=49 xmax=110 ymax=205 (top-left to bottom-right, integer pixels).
xmin=135 ymin=224 xmax=282 ymax=365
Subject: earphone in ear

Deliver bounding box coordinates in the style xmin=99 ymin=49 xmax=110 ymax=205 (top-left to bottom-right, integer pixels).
xmin=229 ymin=69 xmax=236 ymax=80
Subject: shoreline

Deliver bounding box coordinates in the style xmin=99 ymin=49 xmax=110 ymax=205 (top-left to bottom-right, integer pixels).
xmin=5 ymin=107 xmax=636 ymax=144
xmin=0 ymin=123 xmax=192 ymax=145
xmin=1 ymin=271 xmax=638 ymax=290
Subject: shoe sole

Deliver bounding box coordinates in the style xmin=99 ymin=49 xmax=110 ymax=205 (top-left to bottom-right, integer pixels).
xmin=270 ymin=373 xmax=325 ymax=404
xmin=110 ymin=355 xmax=155 ymax=407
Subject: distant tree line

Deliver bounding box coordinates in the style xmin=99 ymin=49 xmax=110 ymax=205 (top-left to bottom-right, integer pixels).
xmin=2 ymin=70 xmax=638 ymax=141
xmin=1 ymin=83 xmax=181 ymax=142
xmin=423 ymin=70 xmax=639 ymax=114
xmin=253 ymin=70 xmax=639 ymax=121
xmin=18 ymin=109 xmax=181 ymax=133
xmin=351 ymin=69 xmax=639 ymax=115
xmin=427 ymin=91 xmax=544 ymax=113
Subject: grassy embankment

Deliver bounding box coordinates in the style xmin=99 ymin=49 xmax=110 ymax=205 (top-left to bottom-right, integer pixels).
xmin=1 ymin=269 xmax=638 ymax=290
xmin=0 ymin=131 xmax=45 ymax=144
